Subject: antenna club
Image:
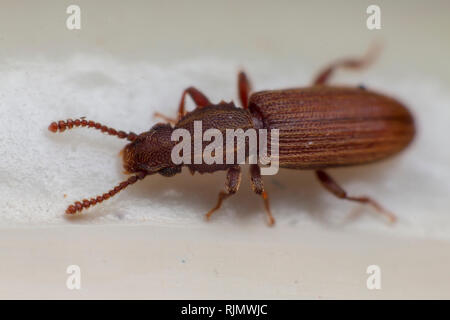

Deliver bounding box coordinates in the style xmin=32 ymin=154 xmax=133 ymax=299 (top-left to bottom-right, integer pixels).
xmin=48 ymin=122 xmax=58 ymax=133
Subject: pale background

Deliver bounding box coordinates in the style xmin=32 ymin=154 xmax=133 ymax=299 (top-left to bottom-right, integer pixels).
xmin=0 ymin=0 xmax=449 ymax=299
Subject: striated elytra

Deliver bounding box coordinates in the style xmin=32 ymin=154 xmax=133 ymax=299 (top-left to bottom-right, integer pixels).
xmin=249 ymin=86 xmax=414 ymax=170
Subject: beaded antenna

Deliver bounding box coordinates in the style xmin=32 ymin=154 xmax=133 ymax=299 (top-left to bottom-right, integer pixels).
xmin=48 ymin=118 xmax=147 ymax=214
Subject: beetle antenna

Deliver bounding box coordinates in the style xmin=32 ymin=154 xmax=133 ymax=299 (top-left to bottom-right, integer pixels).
xmin=48 ymin=118 xmax=137 ymax=142
xmin=65 ymin=171 xmax=147 ymax=214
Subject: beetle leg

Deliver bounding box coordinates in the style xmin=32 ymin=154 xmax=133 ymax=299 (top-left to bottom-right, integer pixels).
xmin=313 ymin=43 xmax=381 ymax=85
xmin=250 ymin=164 xmax=275 ymax=226
xmin=154 ymin=86 xmax=211 ymax=123
xmin=176 ymin=87 xmax=212 ymax=119
xmin=153 ymin=112 xmax=177 ymax=125
xmin=315 ymin=170 xmax=396 ymax=223
xmin=205 ymin=166 xmax=241 ymax=221
xmin=238 ymin=71 xmax=252 ymax=109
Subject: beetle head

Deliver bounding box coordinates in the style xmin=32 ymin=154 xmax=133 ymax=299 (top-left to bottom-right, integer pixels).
xmin=122 ymin=123 xmax=181 ymax=176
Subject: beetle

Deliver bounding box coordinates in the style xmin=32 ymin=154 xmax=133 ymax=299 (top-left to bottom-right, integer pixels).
xmin=48 ymin=47 xmax=415 ymax=226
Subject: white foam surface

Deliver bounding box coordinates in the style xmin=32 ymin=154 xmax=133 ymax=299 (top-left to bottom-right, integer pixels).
xmin=1 ymin=54 xmax=449 ymax=240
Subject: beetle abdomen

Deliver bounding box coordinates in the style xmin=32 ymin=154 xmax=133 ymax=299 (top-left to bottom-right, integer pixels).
xmin=249 ymin=86 xmax=415 ymax=169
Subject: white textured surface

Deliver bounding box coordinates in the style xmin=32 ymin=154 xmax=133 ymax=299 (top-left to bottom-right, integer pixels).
xmin=1 ymin=54 xmax=449 ymax=239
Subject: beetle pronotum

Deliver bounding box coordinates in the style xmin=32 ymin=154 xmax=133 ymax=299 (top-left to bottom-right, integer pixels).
xmin=49 ymin=47 xmax=415 ymax=226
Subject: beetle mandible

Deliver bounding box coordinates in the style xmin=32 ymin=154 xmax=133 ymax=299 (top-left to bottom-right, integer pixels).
xmin=48 ymin=47 xmax=415 ymax=226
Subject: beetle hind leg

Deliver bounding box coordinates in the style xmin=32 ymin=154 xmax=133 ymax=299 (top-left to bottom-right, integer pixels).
xmin=313 ymin=43 xmax=381 ymax=85
xmin=315 ymin=170 xmax=396 ymax=223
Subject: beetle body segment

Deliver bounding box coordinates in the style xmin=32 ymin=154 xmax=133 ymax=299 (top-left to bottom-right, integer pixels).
xmin=249 ymin=86 xmax=415 ymax=169
xmin=175 ymin=102 xmax=254 ymax=174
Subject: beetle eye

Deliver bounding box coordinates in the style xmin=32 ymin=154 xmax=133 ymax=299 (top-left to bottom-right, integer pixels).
xmin=159 ymin=167 xmax=181 ymax=177
xmin=150 ymin=123 xmax=172 ymax=131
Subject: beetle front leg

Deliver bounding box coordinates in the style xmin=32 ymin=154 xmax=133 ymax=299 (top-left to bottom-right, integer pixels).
xmin=250 ymin=164 xmax=275 ymax=226
xmin=205 ymin=166 xmax=241 ymax=221
xmin=154 ymin=86 xmax=212 ymax=124
xmin=315 ymin=170 xmax=396 ymax=223
xmin=313 ymin=44 xmax=381 ymax=85
xmin=237 ymin=71 xmax=252 ymax=109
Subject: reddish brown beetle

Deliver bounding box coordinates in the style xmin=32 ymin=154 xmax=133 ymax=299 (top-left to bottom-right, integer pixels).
xmin=48 ymin=48 xmax=415 ymax=226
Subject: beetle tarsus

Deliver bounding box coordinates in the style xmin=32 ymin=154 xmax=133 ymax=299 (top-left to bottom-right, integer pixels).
xmin=205 ymin=191 xmax=232 ymax=221
xmin=249 ymin=164 xmax=276 ymax=226
xmin=262 ymin=191 xmax=276 ymax=226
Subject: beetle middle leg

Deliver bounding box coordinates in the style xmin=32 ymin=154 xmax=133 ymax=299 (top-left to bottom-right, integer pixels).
xmin=313 ymin=44 xmax=381 ymax=85
xmin=315 ymin=170 xmax=396 ymax=223
xmin=154 ymin=86 xmax=212 ymax=124
xmin=237 ymin=71 xmax=252 ymax=109
xmin=250 ymin=164 xmax=275 ymax=226
xmin=205 ymin=166 xmax=241 ymax=220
